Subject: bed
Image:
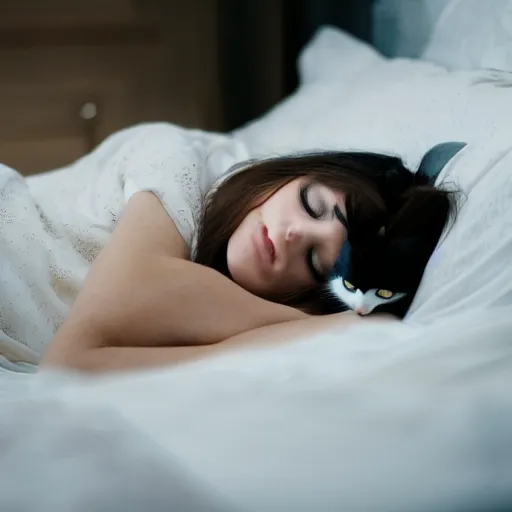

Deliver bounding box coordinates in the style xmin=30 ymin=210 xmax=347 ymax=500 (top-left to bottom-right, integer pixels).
xmin=2 ymin=1 xmax=512 ymax=510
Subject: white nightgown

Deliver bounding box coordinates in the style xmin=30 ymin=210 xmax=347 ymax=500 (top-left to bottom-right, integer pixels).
xmin=0 ymin=122 xmax=249 ymax=369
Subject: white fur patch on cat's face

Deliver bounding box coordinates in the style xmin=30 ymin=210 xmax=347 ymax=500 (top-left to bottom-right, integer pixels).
xmin=329 ymin=276 xmax=406 ymax=315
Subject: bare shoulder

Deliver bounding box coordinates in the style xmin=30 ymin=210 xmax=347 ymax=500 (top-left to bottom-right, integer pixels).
xmin=111 ymin=191 xmax=189 ymax=260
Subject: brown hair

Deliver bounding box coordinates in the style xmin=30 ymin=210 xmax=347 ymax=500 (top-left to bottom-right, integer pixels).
xmin=194 ymin=151 xmax=455 ymax=314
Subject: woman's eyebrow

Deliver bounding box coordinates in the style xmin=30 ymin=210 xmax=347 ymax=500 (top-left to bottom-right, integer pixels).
xmin=332 ymin=204 xmax=348 ymax=229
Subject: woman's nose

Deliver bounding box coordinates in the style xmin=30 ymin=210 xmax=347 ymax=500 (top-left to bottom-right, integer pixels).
xmin=285 ymin=226 xmax=298 ymax=242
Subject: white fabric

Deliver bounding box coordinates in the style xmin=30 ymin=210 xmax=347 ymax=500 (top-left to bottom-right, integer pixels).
xmin=234 ymin=26 xmax=512 ymax=171
xmin=0 ymin=123 xmax=248 ymax=365
xmin=0 ymin=399 xmax=233 ymax=511
xmin=1 ymin=139 xmax=511 ymax=510
xmin=40 ymin=306 xmax=510 ymax=511
xmin=423 ymin=0 xmax=512 ymax=71
xmin=407 ymin=139 xmax=512 ymax=320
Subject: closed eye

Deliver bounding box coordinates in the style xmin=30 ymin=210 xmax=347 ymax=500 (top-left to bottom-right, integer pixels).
xmin=307 ymin=248 xmax=325 ymax=283
xmin=300 ymin=184 xmax=327 ymax=282
xmin=333 ymin=205 xmax=348 ymax=230
xmin=300 ymin=184 xmax=323 ymax=219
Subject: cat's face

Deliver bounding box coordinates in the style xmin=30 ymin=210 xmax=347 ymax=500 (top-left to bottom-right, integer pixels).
xmin=323 ymin=233 xmax=432 ymax=318
xmin=329 ymin=276 xmax=406 ymax=315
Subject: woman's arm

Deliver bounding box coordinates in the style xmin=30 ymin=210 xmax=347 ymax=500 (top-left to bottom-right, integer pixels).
xmin=42 ymin=192 xmax=307 ymax=369
xmin=43 ymin=311 xmax=377 ymax=374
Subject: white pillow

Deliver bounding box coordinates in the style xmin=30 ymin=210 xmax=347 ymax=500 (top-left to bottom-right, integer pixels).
xmin=233 ymin=26 xmax=512 ymax=170
xmin=423 ymin=0 xmax=512 ymax=71
xmin=298 ymin=25 xmax=383 ymax=86
xmin=233 ymin=26 xmax=512 ymax=320
xmin=408 ymin=137 xmax=512 ymax=322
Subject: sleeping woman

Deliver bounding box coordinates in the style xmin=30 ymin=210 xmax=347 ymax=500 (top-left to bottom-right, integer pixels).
xmin=0 ymin=123 xmax=457 ymax=374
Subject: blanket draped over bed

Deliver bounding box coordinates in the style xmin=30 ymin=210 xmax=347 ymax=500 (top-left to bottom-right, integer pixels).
xmin=0 ymin=124 xmax=248 ymax=370
xmin=0 ymin=135 xmax=511 ymax=511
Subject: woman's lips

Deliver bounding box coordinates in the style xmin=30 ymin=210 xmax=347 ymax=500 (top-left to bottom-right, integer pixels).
xmin=253 ymin=224 xmax=276 ymax=267
xmin=262 ymin=225 xmax=276 ymax=263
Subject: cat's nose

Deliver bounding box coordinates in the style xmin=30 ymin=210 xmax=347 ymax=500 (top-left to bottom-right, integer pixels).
xmin=355 ymin=307 xmax=367 ymax=316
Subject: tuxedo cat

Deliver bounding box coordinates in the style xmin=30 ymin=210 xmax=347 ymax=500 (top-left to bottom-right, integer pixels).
xmin=327 ymin=235 xmax=433 ymax=319
xmin=326 ymin=141 xmax=462 ymax=318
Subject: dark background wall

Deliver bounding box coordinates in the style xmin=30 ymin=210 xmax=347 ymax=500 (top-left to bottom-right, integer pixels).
xmin=218 ymin=0 xmax=375 ymax=131
xmin=0 ymin=0 xmax=373 ymax=174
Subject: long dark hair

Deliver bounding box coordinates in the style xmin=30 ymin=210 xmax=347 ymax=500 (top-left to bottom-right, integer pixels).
xmin=194 ymin=151 xmax=456 ymax=314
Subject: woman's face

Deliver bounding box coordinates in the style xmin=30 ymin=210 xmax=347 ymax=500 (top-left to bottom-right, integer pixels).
xmin=227 ymin=178 xmax=348 ymax=298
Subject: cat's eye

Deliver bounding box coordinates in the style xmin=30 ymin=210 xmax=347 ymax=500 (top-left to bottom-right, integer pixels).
xmin=343 ymin=279 xmax=356 ymax=292
xmin=376 ymin=289 xmax=395 ymax=299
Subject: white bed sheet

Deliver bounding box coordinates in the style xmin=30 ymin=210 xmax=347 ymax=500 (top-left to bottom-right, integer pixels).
xmin=1 ymin=138 xmax=511 ymax=510
xmin=2 ymin=305 xmax=511 ymax=510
